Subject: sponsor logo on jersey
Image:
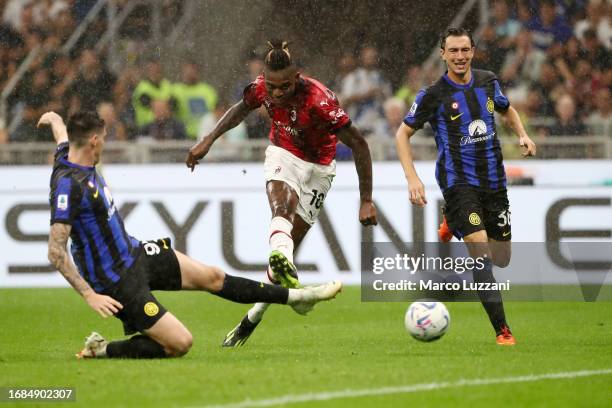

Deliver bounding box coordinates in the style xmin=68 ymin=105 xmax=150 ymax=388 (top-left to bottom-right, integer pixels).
xmin=274 ymin=121 xmax=300 ymax=137
xmin=468 ymin=119 xmax=487 ymax=136
xmin=461 ymin=120 xmax=493 ymax=145
xmin=102 ymin=186 xmax=117 ymax=220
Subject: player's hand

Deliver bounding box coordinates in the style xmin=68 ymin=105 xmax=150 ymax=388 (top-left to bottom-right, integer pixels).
xmin=186 ymin=135 xmax=214 ymax=172
xmin=359 ymin=200 xmax=378 ymax=226
xmin=84 ymin=292 xmax=123 ymax=318
xmin=407 ymin=177 xmax=427 ymax=207
xmin=519 ymin=134 xmax=536 ymax=157
xmin=37 ymin=111 xmax=64 ymax=128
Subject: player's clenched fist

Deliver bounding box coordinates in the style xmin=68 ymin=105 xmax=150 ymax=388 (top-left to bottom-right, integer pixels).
xmin=359 ymin=201 xmax=378 ymax=226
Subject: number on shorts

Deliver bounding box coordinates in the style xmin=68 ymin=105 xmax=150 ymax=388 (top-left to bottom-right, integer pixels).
xmin=497 ymin=210 xmax=511 ymax=227
xmin=143 ymin=241 xmax=161 ymax=256
xmin=309 ymin=189 xmax=326 ymax=209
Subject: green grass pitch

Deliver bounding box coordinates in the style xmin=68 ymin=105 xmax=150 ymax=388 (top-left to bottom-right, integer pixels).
xmin=1 ymin=287 xmax=611 ymax=407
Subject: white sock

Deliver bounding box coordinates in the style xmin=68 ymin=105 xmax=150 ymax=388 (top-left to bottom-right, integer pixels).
xmin=287 ymin=288 xmax=301 ymax=304
xmin=269 ymin=216 xmax=294 ymax=264
xmin=247 ymin=302 xmax=270 ymax=323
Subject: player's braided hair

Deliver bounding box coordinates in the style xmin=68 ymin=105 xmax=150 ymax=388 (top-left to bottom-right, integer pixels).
xmin=264 ymin=39 xmax=293 ymax=71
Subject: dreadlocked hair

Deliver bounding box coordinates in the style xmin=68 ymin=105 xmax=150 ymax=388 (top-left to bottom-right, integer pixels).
xmin=264 ymin=39 xmax=292 ymax=71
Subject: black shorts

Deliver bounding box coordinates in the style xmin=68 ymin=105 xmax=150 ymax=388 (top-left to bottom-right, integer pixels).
xmin=442 ymin=186 xmax=512 ymax=241
xmin=103 ymin=238 xmax=182 ymax=335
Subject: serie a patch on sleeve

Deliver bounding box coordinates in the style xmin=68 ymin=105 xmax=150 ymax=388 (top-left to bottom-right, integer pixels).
xmin=57 ymin=194 xmax=68 ymax=211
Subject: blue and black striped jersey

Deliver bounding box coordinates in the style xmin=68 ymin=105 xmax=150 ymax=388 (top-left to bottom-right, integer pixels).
xmin=404 ymin=69 xmax=510 ymax=191
xmin=49 ymin=142 xmax=140 ymax=292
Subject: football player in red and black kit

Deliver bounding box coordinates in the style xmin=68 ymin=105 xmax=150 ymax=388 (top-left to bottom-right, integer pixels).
xmin=186 ymin=40 xmax=378 ymax=346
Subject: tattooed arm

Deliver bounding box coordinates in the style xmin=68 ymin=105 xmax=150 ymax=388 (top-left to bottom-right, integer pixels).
xmin=48 ymin=223 xmax=123 ymax=317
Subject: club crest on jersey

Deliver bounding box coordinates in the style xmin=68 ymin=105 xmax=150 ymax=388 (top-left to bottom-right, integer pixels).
xmin=57 ymin=194 xmax=68 ymax=210
xmin=487 ymin=97 xmax=494 ymax=113
xmin=451 ymin=102 xmax=459 ymax=110
xmin=274 ymin=166 xmax=281 ymax=174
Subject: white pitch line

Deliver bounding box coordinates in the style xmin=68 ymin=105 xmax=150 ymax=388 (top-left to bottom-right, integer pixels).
xmin=198 ymin=368 xmax=612 ymax=408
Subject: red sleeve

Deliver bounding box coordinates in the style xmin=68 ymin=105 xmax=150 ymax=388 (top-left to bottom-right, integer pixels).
xmin=312 ymin=91 xmax=351 ymax=133
xmin=242 ymin=75 xmax=265 ymax=109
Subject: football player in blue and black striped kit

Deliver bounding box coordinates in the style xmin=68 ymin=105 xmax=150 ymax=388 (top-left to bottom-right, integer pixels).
xmin=42 ymin=111 xmax=342 ymax=359
xmin=395 ymin=28 xmax=536 ymax=345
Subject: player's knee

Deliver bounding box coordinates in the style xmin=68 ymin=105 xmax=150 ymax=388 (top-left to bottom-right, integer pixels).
xmin=167 ymin=332 xmax=193 ymax=357
xmin=209 ymin=266 xmax=225 ymax=292
xmin=493 ymin=253 xmax=511 ymax=268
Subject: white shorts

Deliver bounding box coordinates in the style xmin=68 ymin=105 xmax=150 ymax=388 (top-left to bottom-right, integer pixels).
xmin=263 ymin=145 xmax=336 ymax=225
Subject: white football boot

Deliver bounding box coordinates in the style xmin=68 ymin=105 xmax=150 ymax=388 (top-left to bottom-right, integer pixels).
xmin=76 ymin=332 xmax=108 ymax=359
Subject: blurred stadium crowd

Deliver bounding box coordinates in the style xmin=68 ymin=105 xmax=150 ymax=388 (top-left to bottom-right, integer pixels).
xmin=0 ymin=0 xmax=610 ymax=149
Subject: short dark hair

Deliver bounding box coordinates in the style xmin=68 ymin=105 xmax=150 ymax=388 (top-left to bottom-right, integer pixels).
xmin=264 ymin=39 xmax=293 ymax=71
xmin=66 ymin=111 xmax=105 ymax=147
xmin=440 ymin=27 xmax=475 ymax=49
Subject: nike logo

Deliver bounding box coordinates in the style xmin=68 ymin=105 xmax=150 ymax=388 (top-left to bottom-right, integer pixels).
xmin=503 ymin=231 xmax=511 ymax=237
xmin=93 ymin=188 xmax=99 ymax=199
xmin=451 ymin=113 xmax=464 ymax=121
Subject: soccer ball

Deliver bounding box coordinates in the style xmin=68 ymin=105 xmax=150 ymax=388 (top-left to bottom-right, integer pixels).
xmin=404 ymin=301 xmax=450 ymax=342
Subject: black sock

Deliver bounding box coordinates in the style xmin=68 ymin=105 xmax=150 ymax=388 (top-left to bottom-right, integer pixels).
xmin=106 ymin=335 xmax=167 ymax=359
xmin=473 ymin=258 xmax=508 ymax=334
xmin=215 ymin=275 xmax=289 ymax=304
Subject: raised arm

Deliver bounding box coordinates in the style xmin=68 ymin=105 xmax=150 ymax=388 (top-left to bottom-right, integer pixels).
xmin=500 ymin=106 xmax=536 ymax=157
xmin=336 ymin=124 xmax=377 ymax=226
xmin=37 ymin=111 xmax=68 ymax=145
xmin=48 ymin=223 xmax=122 ymax=317
xmin=395 ymin=123 xmax=427 ymax=207
xmin=186 ymin=100 xmax=253 ymax=171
